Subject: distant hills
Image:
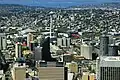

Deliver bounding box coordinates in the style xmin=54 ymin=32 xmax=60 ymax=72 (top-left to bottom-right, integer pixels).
xmin=0 ymin=4 xmax=61 ymax=10
xmin=0 ymin=2 xmax=120 ymax=9
xmin=69 ymin=2 xmax=120 ymax=9
xmin=0 ymin=4 xmax=45 ymax=8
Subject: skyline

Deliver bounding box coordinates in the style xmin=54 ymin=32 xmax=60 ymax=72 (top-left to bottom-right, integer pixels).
xmin=0 ymin=0 xmax=120 ymax=7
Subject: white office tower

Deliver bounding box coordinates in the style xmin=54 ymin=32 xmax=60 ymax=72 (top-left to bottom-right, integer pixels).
xmin=80 ymin=44 xmax=92 ymax=59
xmin=2 ymin=37 xmax=7 ymax=50
xmin=57 ymin=37 xmax=71 ymax=47
xmin=11 ymin=63 xmax=26 ymax=80
xmin=0 ymin=33 xmax=7 ymax=50
xmin=57 ymin=38 xmax=62 ymax=47
xmin=97 ymin=56 xmax=120 ymax=80
xmin=27 ymin=33 xmax=34 ymax=47
xmin=15 ymin=42 xmax=22 ymax=58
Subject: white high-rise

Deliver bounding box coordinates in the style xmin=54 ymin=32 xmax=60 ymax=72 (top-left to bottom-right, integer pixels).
xmin=2 ymin=36 xmax=7 ymax=50
xmin=15 ymin=42 xmax=22 ymax=58
xmin=80 ymin=43 xmax=92 ymax=59
xmin=97 ymin=56 xmax=120 ymax=80
xmin=57 ymin=37 xmax=71 ymax=47
xmin=27 ymin=33 xmax=34 ymax=47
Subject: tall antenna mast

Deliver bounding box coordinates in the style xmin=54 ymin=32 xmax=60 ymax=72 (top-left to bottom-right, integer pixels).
xmin=49 ymin=11 xmax=54 ymax=38
xmin=50 ymin=13 xmax=52 ymax=38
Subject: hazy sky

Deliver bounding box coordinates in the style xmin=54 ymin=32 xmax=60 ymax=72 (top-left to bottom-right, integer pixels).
xmin=0 ymin=0 xmax=120 ymax=7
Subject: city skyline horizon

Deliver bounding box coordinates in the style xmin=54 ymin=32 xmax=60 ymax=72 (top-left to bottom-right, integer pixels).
xmin=0 ymin=0 xmax=120 ymax=7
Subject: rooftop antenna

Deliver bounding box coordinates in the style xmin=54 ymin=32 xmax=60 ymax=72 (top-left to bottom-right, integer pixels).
xmin=49 ymin=11 xmax=54 ymax=39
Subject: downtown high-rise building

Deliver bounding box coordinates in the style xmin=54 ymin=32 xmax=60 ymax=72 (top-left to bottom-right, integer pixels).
xmin=34 ymin=47 xmax=42 ymax=61
xmin=15 ymin=42 xmax=22 ymax=58
xmin=36 ymin=61 xmax=67 ymax=80
xmin=0 ymin=33 xmax=7 ymax=50
xmin=80 ymin=43 xmax=92 ymax=59
xmin=97 ymin=56 xmax=120 ymax=80
xmin=57 ymin=37 xmax=71 ymax=47
xmin=27 ymin=33 xmax=34 ymax=48
xmin=97 ymin=35 xmax=119 ymax=80
xmin=108 ymin=44 xmax=118 ymax=56
xmin=100 ymin=35 xmax=109 ymax=56
xmin=41 ymin=37 xmax=56 ymax=61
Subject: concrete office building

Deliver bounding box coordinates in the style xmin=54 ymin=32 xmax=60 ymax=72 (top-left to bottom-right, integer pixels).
xmin=34 ymin=47 xmax=42 ymax=61
xmin=80 ymin=44 xmax=92 ymax=59
xmin=65 ymin=61 xmax=78 ymax=73
xmin=82 ymin=73 xmax=95 ymax=80
xmin=15 ymin=42 xmax=22 ymax=58
xmin=37 ymin=61 xmax=67 ymax=80
xmin=0 ymin=33 xmax=7 ymax=50
xmin=100 ymin=35 xmax=109 ymax=56
xmin=89 ymin=73 xmax=95 ymax=80
xmin=108 ymin=44 xmax=118 ymax=56
xmin=57 ymin=37 xmax=71 ymax=47
xmin=62 ymin=37 xmax=66 ymax=46
xmin=97 ymin=56 xmax=120 ymax=80
xmin=82 ymin=72 xmax=89 ymax=80
xmin=96 ymin=57 xmax=100 ymax=80
xmin=57 ymin=38 xmax=62 ymax=47
xmin=11 ymin=63 xmax=26 ymax=80
xmin=66 ymin=38 xmax=71 ymax=47
xmin=38 ymin=67 xmax=65 ymax=80
xmin=2 ymin=36 xmax=7 ymax=50
xmin=27 ymin=33 xmax=34 ymax=48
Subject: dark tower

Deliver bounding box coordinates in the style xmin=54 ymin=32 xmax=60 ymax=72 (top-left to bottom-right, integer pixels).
xmin=108 ymin=44 xmax=118 ymax=56
xmin=100 ymin=35 xmax=109 ymax=56
xmin=41 ymin=37 xmax=56 ymax=61
xmin=0 ymin=50 xmax=9 ymax=73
